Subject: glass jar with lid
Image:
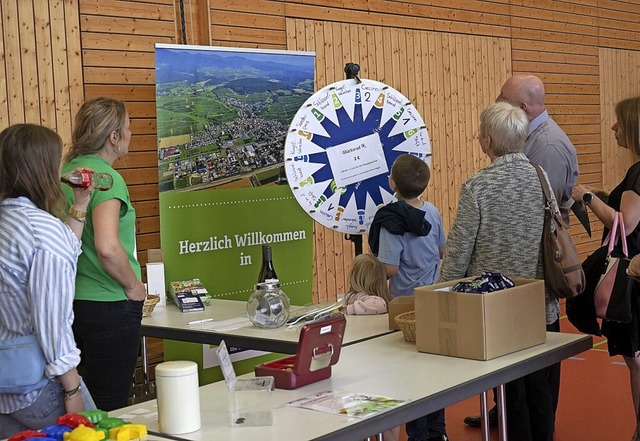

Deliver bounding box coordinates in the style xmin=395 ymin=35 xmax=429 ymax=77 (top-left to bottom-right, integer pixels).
xmin=246 ymin=281 xmax=291 ymax=328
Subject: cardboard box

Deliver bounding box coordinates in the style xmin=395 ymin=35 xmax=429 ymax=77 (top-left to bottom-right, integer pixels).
xmin=146 ymin=248 xmax=166 ymax=306
xmin=414 ymin=278 xmax=546 ymax=360
xmin=388 ymin=296 xmax=415 ymax=330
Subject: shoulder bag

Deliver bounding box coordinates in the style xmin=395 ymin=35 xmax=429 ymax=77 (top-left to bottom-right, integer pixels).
xmin=566 ymin=246 xmax=606 ymax=336
xmin=0 ymin=334 xmax=48 ymax=394
xmin=593 ymin=212 xmax=633 ymax=322
xmin=532 ymin=164 xmax=585 ymax=299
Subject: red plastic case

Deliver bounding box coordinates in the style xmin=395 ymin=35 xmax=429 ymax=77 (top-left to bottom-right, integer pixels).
xmin=254 ymin=314 xmax=347 ymax=389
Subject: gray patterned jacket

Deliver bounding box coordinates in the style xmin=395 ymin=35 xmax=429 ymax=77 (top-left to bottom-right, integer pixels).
xmin=440 ymin=152 xmax=559 ymax=324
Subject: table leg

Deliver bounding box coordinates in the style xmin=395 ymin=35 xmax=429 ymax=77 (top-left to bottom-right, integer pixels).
xmin=496 ymin=383 xmax=507 ymax=441
xmin=141 ymin=336 xmax=149 ymax=381
xmin=480 ymin=390 xmax=491 ymax=441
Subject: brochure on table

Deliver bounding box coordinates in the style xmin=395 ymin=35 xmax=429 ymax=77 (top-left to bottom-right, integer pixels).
xmin=287 ymin=390 xmax=407 ymax=418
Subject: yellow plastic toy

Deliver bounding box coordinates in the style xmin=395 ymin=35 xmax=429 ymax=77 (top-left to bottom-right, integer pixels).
xmin=108 ymin=424 xmax=148 ymax=441
xmin=62 ymin=425 xmax=105 ymax=441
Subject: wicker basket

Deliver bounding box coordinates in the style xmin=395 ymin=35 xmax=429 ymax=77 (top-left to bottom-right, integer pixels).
xmin=142 ymin=294 xmax=161 ymax=317
xmin=395 ymin=311 xmax=416 ymax=343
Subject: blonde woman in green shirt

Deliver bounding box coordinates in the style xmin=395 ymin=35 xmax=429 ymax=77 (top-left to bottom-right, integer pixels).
xmin=61 ymin=97 xmax=146 ymax=411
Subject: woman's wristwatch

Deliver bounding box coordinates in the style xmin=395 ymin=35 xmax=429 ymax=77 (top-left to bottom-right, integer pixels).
xmin=582 ymin=191 xmax=594 ymax=205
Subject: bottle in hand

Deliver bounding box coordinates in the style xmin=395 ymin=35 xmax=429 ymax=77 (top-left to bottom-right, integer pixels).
xmin=61 ymin=170 xmax=113 ymax=191
xmin=257 ymin=245 xmax=278 ymax=282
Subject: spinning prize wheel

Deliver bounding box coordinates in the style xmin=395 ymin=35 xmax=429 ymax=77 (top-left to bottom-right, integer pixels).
xmin=284 ymin=78 xmax=432 ymax=234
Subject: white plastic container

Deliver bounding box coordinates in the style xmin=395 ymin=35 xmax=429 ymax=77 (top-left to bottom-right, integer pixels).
xmin=156 ymin=360 xmax=201 ymax=434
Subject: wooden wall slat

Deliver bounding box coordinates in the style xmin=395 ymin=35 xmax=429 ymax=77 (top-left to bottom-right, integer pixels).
xmin=4 ymin=0 xmax=24 ymax=124
xmin=211 ymin=25 xmax=286 ymax=47
xmin=81 ymin=15 xmax=176 ymax=36
xmin=83 ymin=67 xmax=155 ymax=84
xmin=210 ymin=10 xmax=286 ymax=30
xmin=511 ymin=49 xmax=597 ymax=66
xmin=18 ymin=0 xmax=40 ymax=123
xmin=512 ymin=28 xmax=599 ymax=46
xmin=84 ymin=84 xmax=156 ymax=101
xmin=136 ymin=216 xmax=160 ymax=234
xmin=33 ymin=0 xmax=55 ymax=128
xmin=211 ymin=0 xmax=285 ymax=16
xmin=50 ymin=0 xmax=73 ymax=146
xmin=82 ymin=32 xmax=174 ymax=51
xmin=120 ymin=167 xmax=159 ymax=185
xmin=79 ymin=0 xmax=175 ymax=20
xmin=513 ymin=61 xmax=599 ymax=76
xmin=125 ymin=102 xmax=158 ymax=119
xmin=511 ymin=4 xmax=598 ymax=28
xmin=132 ymin=200 xmax=160 ymax=218
xmin=511 ymin=39 xmax=598 ymax=56
xmin=82 ymin=50 xmax=155 ymax=68
xmin=63 ymin=0 xmax=85 ymax=120
xmin=129 ymin=183 xmax=159 ymax=202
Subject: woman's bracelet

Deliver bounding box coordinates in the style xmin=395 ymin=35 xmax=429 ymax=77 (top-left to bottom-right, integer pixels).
xmin=69 ymin=206 xmax=87 ymax=219
xmin=63 ymin=383 xmax=82 ymax=400
xmin=67 ymin=215 xmax=86 ymax=224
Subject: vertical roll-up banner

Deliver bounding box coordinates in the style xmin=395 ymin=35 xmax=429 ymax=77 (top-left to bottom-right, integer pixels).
xmin=155 ymin=44 xmax=316 ymax=382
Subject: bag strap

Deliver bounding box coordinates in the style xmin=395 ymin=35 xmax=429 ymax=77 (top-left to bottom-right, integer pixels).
xmin=532 ymin=163 xmax=567 ymax=227
xmin=602 ymin=212 xmax=618 ymax=253
xmin=603 ymin=212 xmax=629 ymax=257
xmin=619 ymin=212 xmax=628 ymax=257
xmin=532 ymin=163 xmax=552 ymax=204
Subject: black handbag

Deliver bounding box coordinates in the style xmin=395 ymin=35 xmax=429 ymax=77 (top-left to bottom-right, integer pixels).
xmin=593 ymin=212 xmax=633 ymax=323
xmin=566 ymin=247 xmax=606 ymax=336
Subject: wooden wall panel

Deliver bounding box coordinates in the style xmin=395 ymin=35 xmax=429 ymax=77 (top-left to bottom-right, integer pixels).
xmin=3 ymin=0 xmax=640 ymax=303
xmin=599 ymin=49 xmax=640 ymax=193
xmin=79 ymin=0 xmax=177 ymax=271
xmin=0 ymin=0 xmax=83 ymax=146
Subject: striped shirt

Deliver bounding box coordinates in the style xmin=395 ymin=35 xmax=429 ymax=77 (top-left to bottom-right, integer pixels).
xmin=0 ymin=197 xmax=81 ymax=413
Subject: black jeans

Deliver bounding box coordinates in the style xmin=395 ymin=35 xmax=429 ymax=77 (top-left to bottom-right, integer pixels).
xmin=405 ymin=409 xmax=446 ymax=440
xmin=504 ymin=319 xmax=560 ymax=441
xmin=484 ymin=319 xmax=560 ymax=440
xmin=73 ymin=299 xmax=143 ymax=411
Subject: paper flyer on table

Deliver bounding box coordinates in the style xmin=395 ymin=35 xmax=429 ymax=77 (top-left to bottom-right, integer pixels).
xmin=286 ymin=390 xmax=407 ymax=418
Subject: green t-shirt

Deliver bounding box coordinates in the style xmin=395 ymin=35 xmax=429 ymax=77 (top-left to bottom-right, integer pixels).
xmin=62 ymin=155 xmax=141 ymax=301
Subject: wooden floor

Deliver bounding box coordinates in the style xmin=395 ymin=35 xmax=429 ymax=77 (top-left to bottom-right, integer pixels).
xmin=398 ymin=302 xmax=634 ymax=440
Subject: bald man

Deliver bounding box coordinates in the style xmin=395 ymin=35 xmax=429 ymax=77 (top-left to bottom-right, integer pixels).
xmin=497 ymin=74 xmax=579 ymax=223
xmin=463 ymin=75 xmax=576 ymax=441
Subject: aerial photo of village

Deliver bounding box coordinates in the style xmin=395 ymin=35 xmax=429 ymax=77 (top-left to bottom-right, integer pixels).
xmin=155 ymin=47 xmax=315 ymax=193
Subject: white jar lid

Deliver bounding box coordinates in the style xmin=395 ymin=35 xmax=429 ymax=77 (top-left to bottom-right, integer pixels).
xmin=155 ymin=360 xmax=198 ymax=377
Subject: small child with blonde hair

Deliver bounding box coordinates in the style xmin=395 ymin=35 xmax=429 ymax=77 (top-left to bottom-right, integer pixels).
xmin=343 ymin=254 xmax=390 ymax=315
xmin=343 ymin=253 xmax=399 ymax=441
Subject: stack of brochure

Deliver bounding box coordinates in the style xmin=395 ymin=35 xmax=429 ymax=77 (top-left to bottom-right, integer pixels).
xmin=168 ymin=278 xmax=208 ymax=312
